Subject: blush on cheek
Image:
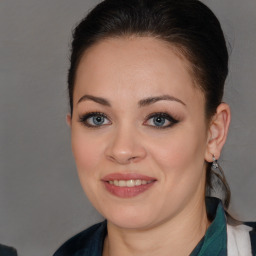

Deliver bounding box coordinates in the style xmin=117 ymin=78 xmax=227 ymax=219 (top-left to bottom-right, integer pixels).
xmin=154 ymin=140 xmax=190 ymax=166
xmin=72 ymin=137 xmax=101 ymax=172
xmin=153 ymin=133 xmax=204 ymax=177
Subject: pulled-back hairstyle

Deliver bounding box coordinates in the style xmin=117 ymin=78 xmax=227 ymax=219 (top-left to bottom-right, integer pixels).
xmin=68 ymin=0 xmax=231 ymax=210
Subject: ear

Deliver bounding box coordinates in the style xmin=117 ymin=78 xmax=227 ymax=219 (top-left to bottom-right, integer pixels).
xmin=205 ymin=103 xmax=231 ymax=162
xmin=66 ymin=114 xmax=72 ymax=127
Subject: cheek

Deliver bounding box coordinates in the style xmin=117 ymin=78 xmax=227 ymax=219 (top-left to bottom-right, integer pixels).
xmin=71 ymin=129 xmax=105 ymax=207
xmin=149 ymin=127 xmax=208 ymax=207
xmin=71 ymin=129 xmax=103 ymax=173
xmin=148 ymin=126 xmax=207 ymax=175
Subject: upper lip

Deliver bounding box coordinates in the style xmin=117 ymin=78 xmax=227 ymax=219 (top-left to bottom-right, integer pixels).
xmin=101 ymin=173 xmax=157 ymax=182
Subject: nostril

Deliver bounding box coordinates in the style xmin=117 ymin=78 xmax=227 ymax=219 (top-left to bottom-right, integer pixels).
xmin=106 ymin=152 xmax=141 ymax=165
xmin=128 ymin=156 xmax=137 ymax=161
xmin=105 ymin=133 xmax=147 ymax=164
xmin=107 ymin=155 xmax=116 ymax=162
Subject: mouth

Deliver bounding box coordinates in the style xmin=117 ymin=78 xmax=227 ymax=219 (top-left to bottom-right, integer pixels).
xmin=102 ymin=173 xmax=157 ymax=198
xmin=107 ymin=179 xmax=154 ymax=187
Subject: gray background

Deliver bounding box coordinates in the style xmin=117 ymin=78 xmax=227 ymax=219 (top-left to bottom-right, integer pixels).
xmin=0 ymin=1 xmax=255 ymax=256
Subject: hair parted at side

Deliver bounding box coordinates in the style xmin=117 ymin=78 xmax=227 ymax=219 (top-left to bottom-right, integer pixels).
xmin=67 ymin=0 xmax=231 ymax=209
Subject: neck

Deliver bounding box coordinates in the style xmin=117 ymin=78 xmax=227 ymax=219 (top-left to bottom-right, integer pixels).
xmin=103 ymin=197 xmax=210 ymax=256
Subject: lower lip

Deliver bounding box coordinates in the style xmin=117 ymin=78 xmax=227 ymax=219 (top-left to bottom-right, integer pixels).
xmin=103 ymin=181 xmax=155 ymax=198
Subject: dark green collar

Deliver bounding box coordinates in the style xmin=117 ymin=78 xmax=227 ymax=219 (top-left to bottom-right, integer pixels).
xmin=54 ymin=197 xmax=229 ymax=256
xmin=190 ymin=197 xmax=227 ymax=256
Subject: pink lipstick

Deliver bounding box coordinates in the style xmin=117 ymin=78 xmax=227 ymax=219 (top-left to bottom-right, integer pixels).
xmin=102 ymin=173 xmax=156 ymax=198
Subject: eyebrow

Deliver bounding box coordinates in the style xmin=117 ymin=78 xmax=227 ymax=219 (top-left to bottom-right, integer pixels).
xmin=138 ymin=95 xmax=186 ymax=107
xmin=77 ymin=95 xmax=111 ymax=106
xmin=77 ymin=94 xmax=185 ymax=107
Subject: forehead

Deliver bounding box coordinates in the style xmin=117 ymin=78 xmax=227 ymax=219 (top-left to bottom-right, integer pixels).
xmin=74 ymin=36 xmax=203 ymax=103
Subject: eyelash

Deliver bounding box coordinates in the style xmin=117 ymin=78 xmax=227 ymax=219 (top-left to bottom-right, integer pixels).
xmin=78 ymin=112 xmax=179 ymax=129
xmin=78 ymin=112 xmax=111 ymax=128
xmin=144 ymin=112 xmax=179 ymax=129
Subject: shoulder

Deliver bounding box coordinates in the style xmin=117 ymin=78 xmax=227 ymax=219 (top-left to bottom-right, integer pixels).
xmin=53 ymin=221 xmax=107 ymax=256
xmin=245 ymin=222 xmax=256 ymax=255
xmin=0 ymin=244 xmax=17 ymax=256
xmin=227 ymin=222 xmax=256 ymax=256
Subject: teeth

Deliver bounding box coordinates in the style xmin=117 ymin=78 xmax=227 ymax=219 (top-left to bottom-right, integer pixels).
xmin=108 ymin=179 xmax=153 ymax=187
xmin=135 ymin=180 xmax=141 ymax=186
xmin=119 ymin=180 xmax=126 ymax=187
xmin=126 ymin=180 xmax=135 ymax=187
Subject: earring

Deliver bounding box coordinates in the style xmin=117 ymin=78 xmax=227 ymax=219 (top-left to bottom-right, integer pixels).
xmin=210 ymin=154 xmax=231 ymax=208
xmin=212 ymin=155 xmax=219 ymax=169
xmin=211 ymin=155 xmax=225 ymax=189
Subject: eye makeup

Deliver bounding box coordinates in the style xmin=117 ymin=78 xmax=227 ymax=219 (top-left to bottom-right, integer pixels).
xmin=78 ymin=112 xmax=111 ymax=128
xmin=143 ymin=112 xmax=179 ymax=129
xmin=78 ymin=109 xmax=181 ymax=130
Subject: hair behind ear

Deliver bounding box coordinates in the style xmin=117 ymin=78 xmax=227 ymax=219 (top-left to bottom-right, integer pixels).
xmin=205 ymin=103 xmax=232 ymax=213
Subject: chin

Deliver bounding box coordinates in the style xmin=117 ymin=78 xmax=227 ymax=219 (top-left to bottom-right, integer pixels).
xmin=109 ymin=216 xmax=154 ymax=230
xmin=100 ymin=205 xmax=159 ymax=230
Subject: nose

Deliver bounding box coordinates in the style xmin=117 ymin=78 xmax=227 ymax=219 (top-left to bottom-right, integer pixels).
xmin=105 ymin=125 xmax=147 ymax=165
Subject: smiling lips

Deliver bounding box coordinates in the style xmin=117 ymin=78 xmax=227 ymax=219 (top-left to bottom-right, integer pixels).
xmin=102 ymin=173 xmax=156 ymax=198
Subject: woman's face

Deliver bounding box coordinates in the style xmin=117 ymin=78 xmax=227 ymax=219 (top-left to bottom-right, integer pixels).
xmin=70 ymin=37 xmax=211 ymax=229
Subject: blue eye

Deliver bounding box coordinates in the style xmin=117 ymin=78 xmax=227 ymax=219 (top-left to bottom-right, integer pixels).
xmin=91 ymin=115 xmax=105 ymax=125
xmin=79 ymin=112 xmax=111 ymax=127
xmin=152 ymin=116 xmax=167 ymax=126
xmin=145 ymin=113 xmax=178 ymax=128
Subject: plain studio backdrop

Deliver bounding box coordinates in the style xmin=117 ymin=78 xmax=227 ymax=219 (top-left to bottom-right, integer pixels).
xmin=0 ymin=1 xmax=255 ymax=255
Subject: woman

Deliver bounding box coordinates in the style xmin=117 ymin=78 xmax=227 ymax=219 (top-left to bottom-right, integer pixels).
xmin=53 ymin=0 xmax=255 ymax=255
